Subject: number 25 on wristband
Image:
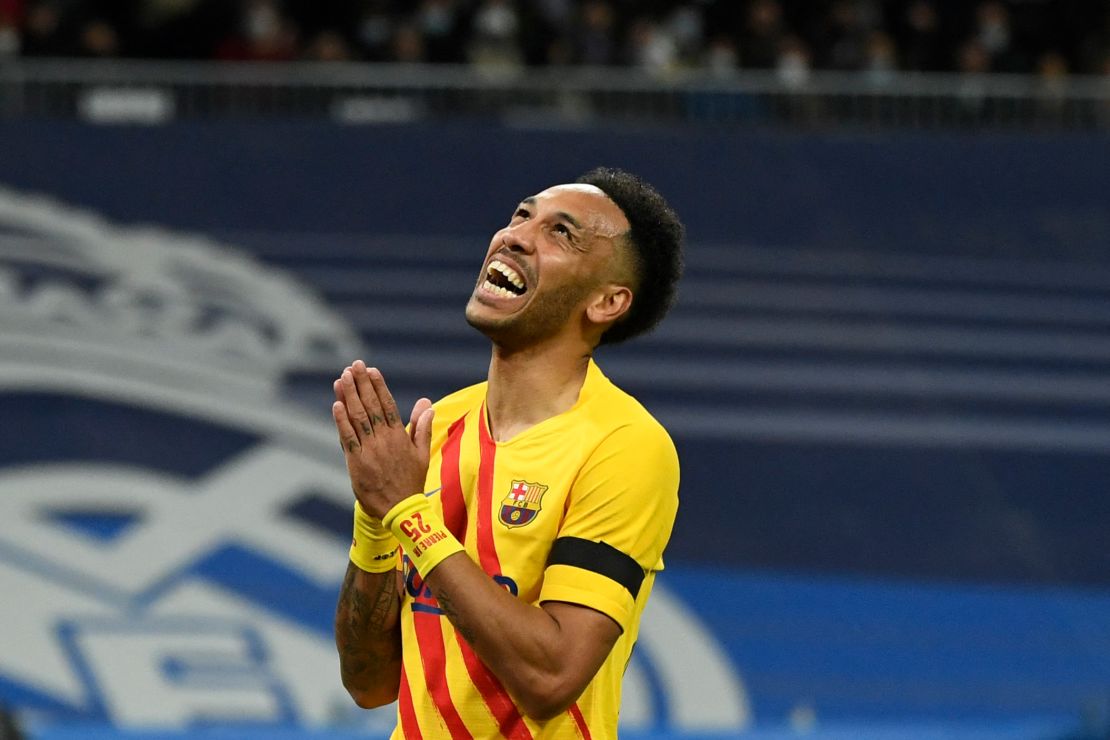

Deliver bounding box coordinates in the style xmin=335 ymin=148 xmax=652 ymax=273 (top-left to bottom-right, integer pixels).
xmin=399 ymin=513 xmax=432 ymax=541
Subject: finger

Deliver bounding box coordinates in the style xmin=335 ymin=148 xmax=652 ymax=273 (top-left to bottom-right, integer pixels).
xmin=413 ymin=406 xmax=435 ymax=470
xmin=408 ymin=397 xmax=433 ymax=443
xmin=351 ymin=360 xmax=387 ymax=431
xmin=340 ymin=368 xmax=374 ymax=441
xmin=367 ymin=367 xmax=402 ymax=427
xmin=334 ymin=376 xmax=353 ymax=410
xmin=332 ymin=401 xmax=360 ymax=454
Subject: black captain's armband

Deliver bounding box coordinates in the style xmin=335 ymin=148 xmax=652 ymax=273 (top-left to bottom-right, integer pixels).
xmin=547 ymin=537 xmax=646 ymax=598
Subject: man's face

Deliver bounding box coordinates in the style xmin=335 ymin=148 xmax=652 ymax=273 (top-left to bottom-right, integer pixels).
xmin=465 ymin=184 xmax=631 ymax=348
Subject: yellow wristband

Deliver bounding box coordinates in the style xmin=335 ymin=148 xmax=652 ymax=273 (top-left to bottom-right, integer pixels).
xmin=349 ymin=501 xmax=400 ymax=573
xmin=383 ymin=493 xmax=464 ymax=577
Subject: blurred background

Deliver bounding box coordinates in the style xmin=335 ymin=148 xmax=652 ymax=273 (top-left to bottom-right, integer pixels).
xmin=1 ymin=1 xmax=1109 ymax=739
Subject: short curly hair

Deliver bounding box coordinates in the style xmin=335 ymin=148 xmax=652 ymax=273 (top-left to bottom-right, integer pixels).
xmin=576 ymin=167 xmax=685 ymax=345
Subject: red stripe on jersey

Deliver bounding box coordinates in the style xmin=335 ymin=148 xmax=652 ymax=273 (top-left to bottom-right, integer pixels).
xmin=398 ymin=663 xmax=423 ymax=740
xmin=475 ymin=405 xmax=502 ymax=576
xmin=455 ymin=633 xmax=533 ymax=740
xmin=440 ymin=414 xmax=469 ymax=541
xmin=413 ymin=612 xmax=473 ymax=739
xmin=568 ymin=702 xmax=592 ymax=739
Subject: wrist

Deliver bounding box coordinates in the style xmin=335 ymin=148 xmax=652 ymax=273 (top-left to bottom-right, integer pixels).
xmin=383 ymin=493 xmax=464 ymax=577
xmin=349 ymin=500 xmax=400 ymax=573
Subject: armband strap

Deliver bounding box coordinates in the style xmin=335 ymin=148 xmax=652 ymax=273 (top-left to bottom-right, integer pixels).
xmin=383 ymin=493 xmax=464 ymax=577
xmin=349 ymin=501 xmax=400 ymax=573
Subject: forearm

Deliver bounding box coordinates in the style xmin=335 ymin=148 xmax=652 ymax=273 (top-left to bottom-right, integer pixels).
xmin=334 ymin=562 xmax=403 ymax=708
xmin=425 ymin=553 xmax=611 ymax=719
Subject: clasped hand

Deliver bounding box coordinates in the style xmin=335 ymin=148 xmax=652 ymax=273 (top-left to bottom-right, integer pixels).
xmin=331 ymin=360 xmax=435 ymax=519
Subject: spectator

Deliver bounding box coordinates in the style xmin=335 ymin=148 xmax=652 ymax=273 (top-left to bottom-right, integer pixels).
xmin=899 ymin=0 xmax=943 ymax=72
xmin=20 ymin=0 xmax=66 ymax=56
xmin=0 ymin=0 xmax=18 ymax=55
xmin=863 ymin=31 xmax=897 ymax=86
xmin=955 ymin=38 xmax=991 ymax=120
xmin=705 ymin=33 xmax=739 ymax=77
xmin=818 ymin=0 xmax=873 ymax=70
xmin=665 ymin=3 xmax=704 ymax=67
xmin=535 ymin=0 xmax=571 ymax=34
xmin=129 ymin=0 xmax=203 ymax=57
xmin=304 ymin=29 xmax=353 ymax=62
xmin=957 ymin=38 xmax=991 ymax=75
xmin=468 ymin=0 xmax=523 ymax=70
xmin=77 ymin=17 xmax=118 ymax=57
xmin=417 ymin=0 xmax=467 ymax=64
xmin=626 ymin=16 xmax=679 ymax=76
xmin=1034 ymin=50 xmax=1070 ymax=123
xmin=0 ymin=0 xmax=19 ymax=24
xmin=392 ymin=22 xmax=425 ymax=63
xmin=216 ymin=0 xmax=299 ymax=62
xmin=4 ymin=0 xmax=1107 ymax=79
xmin=1075 ymin=8 xmax=1110 ymax=75
xmin=1037 ymin=51 xmax=1068 ymax=81
xmin=974 ymin=1 xmax=1022 ymax=73
xmin=0 ymin=14 xmax=18 ymax=57
xmin=741 ymin=0 xmax=784 ymax=69
xmin=777 ymin=34 xmax=811 ymax=88
xmin=354 ymin=0 xmax=395 ymax=61
xmin=574 ymin=0 xmax=617 ymax=66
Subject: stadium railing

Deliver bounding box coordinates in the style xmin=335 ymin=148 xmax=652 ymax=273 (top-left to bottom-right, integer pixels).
xmin=0 ymin=59 xmax=1107 ymax=129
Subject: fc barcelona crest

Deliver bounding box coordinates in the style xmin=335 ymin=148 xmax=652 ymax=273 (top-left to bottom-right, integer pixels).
xmin=499 ymin=480 xmax=548 ymax=529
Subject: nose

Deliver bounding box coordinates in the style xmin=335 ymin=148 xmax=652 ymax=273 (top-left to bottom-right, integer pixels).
xmin=500 ymin=221 xmax=536 ymax=255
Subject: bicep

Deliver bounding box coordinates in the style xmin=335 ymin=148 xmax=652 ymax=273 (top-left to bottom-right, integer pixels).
xmin=539 ymin=600 xmax=622 ymax=685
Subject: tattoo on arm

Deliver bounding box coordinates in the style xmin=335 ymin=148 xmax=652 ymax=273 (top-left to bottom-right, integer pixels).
xmin=434 ymin=588 xmax=477 ymax=645
xmin=336 ymin=564 xmax=401 ymax=683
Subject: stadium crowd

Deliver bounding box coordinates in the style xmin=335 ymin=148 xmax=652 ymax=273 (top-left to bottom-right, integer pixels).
xmin=0 ymin=0 xmax=1107 ymax=78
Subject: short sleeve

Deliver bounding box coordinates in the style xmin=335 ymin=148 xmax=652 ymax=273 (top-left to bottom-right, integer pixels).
xmin=538 ymin=421 xmax=680 ymax=631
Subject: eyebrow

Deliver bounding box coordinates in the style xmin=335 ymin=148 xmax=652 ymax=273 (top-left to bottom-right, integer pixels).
xmin=517 ymin=197 xmax=584 ymax=230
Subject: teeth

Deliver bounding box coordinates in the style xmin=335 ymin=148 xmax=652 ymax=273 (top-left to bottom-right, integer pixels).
xmin=481 ymin=280 xmax=517 ymax=298
xmin=489 ymin=260 xmax=525 ymax=290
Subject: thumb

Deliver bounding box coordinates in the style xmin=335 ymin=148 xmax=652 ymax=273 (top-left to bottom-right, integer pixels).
xmin=414 ymin=405 xmax=435 ymax=468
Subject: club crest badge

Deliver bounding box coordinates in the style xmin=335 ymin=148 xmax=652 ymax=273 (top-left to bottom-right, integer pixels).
xmin=499 ymin=480 xmax=548 ymax=529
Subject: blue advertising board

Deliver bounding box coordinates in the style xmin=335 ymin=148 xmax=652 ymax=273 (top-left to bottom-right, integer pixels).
xmin=1 ymin=121 xmax=1108 ymax=738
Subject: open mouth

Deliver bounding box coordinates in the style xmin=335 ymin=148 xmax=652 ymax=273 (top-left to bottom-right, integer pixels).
xmin=481 ymin=259 xmax=527 ymax=299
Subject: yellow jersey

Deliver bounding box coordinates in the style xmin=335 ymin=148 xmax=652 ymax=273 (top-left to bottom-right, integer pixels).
xmin=391 ymin=359 xmax=680 ymax=740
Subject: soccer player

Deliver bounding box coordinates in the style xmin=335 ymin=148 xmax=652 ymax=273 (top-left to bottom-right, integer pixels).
xmin=332 ymin=167 xmax=683 ymax=739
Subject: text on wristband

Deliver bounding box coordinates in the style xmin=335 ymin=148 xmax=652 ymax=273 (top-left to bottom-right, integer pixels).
xmin=398 ymin=513 xmax=432 ymax=540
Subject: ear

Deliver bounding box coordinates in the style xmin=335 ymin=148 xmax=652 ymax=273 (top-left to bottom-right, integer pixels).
xmin=585 ymin=284 xmax=633 ymax=328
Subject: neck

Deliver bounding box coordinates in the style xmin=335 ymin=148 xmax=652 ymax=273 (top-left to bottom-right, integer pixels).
xmin=484 ymin=336 xmax=593 ymax=442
